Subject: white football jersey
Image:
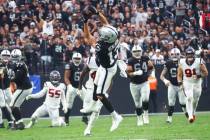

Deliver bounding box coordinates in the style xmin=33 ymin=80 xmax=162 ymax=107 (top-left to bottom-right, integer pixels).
xmin=180 ymin=58 xmax=203 ymax=83
xmin=151 ymin=54 xmax=165 ymax=65
xmin=31 ymin=82 xmax=66 ymax=109
xmin=85 ymin=56 xmax=98 ymax=89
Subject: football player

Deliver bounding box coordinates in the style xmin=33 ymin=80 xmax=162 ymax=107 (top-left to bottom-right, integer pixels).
xmin=81 ymin=5 xmax=123 ymax=132
xmin=126 ymin=46 xmax=154 ymax=126
xmin=64 ymin=52 xmax=87 ymax=125
xmin=177 ymin=47 xmax=208 ymax=123
xmin=25 ymin=71 xmax=67 ymax=128
xmin=9 ymin=49 xmax=33 ymax=130
xmin=0 ymin=50 xmax=15 ymax=129
xmin=78 ymin=47 xmax=103 ymax=136
xmin=160 ymin=48 xmax=187 ymax=123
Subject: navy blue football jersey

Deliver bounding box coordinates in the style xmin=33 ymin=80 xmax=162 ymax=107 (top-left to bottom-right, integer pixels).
xmin=65 ymin=62 xmax=84 ymax=88
xmin=128 ymin=56 xmax=150 ymax=84
xmin=95 ymin=41 xmax=118 ymax=68
xmin=0 ymin=62 xmax=10 ymax=89
xmin=10 ymin=61 xmax=32 ymax=89
xmin=164 ymin=60 xmax=179 ymax=86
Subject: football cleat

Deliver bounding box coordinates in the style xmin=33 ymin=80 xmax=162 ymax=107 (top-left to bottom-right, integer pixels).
xmin=166 ymin=116 xmax=172 ymax=123
xmin=185 ymin=112 xmax=189 ymax=119
xmin=110 ymin=115 xmax=123 ymax=132
xmin=137 ymin=115 xmax=143 ymax=126
xmin=7 ymin=122 xmax=16 ymax=130
xmin=16 ymin=122 xmax=25 ymax=130
xmin=189 ymin=117 xmax=194 ymax=123
xmin=25 ymin=118 xmax=36 ymax=129
xmin=84 ymin=127 xmax=91 ymax=136
xmin=143 ymin=112 xmax=149 ymax=124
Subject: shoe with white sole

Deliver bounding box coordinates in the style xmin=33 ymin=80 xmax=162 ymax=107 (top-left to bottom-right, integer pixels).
xmin=143 ymin=113 xmax=149 ymax=124
xmin=84 ymin=127 xmax=91 ymax=136
xmin=166 ymin=116 xmax=172 ymax=123
xmin=137 ymin=115 xmax=143 ymax=126
xmin=110 ymin=115 xmax=123 ymax=132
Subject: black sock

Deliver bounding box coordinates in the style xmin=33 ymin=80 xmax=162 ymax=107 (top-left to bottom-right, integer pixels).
xmin=12 ymin=107 xmax=21 ymax=121
xmin=1 ymin=107 xmax=13 ymax=122
xmin=99 ymin=94 xmax=114 ymax=113
xmin=93 ymin=84 xmax=98 ymax=101
xmin=64 ymin=109 xmax=71 ymax=122
xmin=142 ymin=102 xmax=149 ymax=111
xmin=168 ymin=106 xmax=174 ymax=116
xmin=136 ymin=108 xmax=143 ymax=116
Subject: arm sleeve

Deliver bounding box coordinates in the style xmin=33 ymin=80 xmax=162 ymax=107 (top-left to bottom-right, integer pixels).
xmin=60 ymin=86 xmax=67 ymax=108
xmin=30 ymin=85 xmax=48 ymax=99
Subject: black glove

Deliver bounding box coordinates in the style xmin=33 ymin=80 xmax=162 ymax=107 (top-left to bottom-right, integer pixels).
xmin=82 ymin=6 xmax=92 ymax=23
xmin=88 ymin=5 xmax=98 ymax=15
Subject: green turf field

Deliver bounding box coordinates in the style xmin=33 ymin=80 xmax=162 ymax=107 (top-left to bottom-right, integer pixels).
xmin=0 ymin=113 xmax=210 ymax=140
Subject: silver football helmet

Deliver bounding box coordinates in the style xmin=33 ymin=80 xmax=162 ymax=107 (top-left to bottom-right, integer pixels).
xmin=170 ymin=48 xmax=181 ymax=61
xmin=132 ymin=46 xmax=143 ymax=59
xmin=98 ymin=25 xmax=119 ymax=44
xmin=72 ymin=52 xmax=82 ymax=66
xmin=11 ymin=49 xmax=22 ymax=62
xmin=0 ymin=49 xmax=11 ymax=63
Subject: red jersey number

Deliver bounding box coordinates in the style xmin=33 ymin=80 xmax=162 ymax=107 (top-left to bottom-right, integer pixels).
xmin=185 ymin=69 xmax=196 ymax=77
xmin=49 ymin=89 xmax=61 ymax=98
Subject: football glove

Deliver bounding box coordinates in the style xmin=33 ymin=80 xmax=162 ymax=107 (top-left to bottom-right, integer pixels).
xmin=163 ymin=79 xmax=170 ymax=87
xmin=26 ymin=95 xmax=32 ymax=100
xmin=133 ymin=70 xmax=143 ymax=76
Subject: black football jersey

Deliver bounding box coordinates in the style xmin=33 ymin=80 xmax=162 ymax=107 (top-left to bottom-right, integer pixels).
xmin=95 ymin=41 xmax=118 ymax=68
xmin=65 ymin=62 xmax=84 ymax=88
xmin=10 ymin=61 xmax=32 ymax=89
xmin=128 ymin=56 xmax=150 ymax=84
xmin=0 ymin=62 xmax=10 ymax=89
xmin=164 ymin=60 xmax=179 ymax=86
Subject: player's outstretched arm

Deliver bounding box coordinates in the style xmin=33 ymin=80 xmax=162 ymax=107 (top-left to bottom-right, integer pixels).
xmin=98 ymin=12 xmax=109 ymax=25
xmin=83 ymin=22 xmax=96 ymax=46
xmin=27 ymin=86 xmax=48 ymax=99
xmin=60 ymin=91 xmax=67 ymax=113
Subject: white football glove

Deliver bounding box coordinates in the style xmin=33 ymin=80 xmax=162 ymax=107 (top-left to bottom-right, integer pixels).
xmin=120 ymin=70 xmax=127 ymax=78
xmin=62 ymin=106 xmax=68 ymax=114
xmin=8 ymin=69 xmax=15 ymax=79
xmin=26 ymin=95 xmax=32 ymax=100
xmin=133 ymin=70 xmax=143 ymax=76
xmin=76 ymin=89 xmax=82 ymax=97
xmin=163 ymin=79 xmax=170 ymax=87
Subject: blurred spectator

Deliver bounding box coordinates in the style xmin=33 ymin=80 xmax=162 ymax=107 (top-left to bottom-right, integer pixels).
xmin=151 ymin=49 xmax=165 ymax=65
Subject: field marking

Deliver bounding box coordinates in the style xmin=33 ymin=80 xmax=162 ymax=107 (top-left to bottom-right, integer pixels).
xmin=22 ymin=111 xmax=210 ymax=121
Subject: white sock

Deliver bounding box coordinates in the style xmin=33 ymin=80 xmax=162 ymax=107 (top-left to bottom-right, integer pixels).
xmin=111 ymin=111 xmax=118 ymax=119
xmin=0 ymin=109 xmax=3 ymax=124
xmin=86 ymin=112 xmax=99 ymax=130
xmin=186 ymin=98 xmax=193 ymax=118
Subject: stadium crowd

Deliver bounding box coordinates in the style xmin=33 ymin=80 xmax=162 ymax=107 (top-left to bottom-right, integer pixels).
xmin=0 ymin=0 xmax=209 ymax=75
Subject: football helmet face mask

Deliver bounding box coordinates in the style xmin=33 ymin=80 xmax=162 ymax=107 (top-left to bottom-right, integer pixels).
xmin=0 ymin=50 xmax=11 ymax=64
xmin=132 ymin=46 xmax=142 ymax=59
xmin=49 ymin=70 xmax=61 ymax=85
xmin=170 ymin=48 xmax=181 ymax=61
xmin=11 ymin=49 xmax=22 ymax=63
xmin=185 ymin=47 xmax=195 ymax=63
xmin=72 ymin=52 xmax=82 ymax=66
